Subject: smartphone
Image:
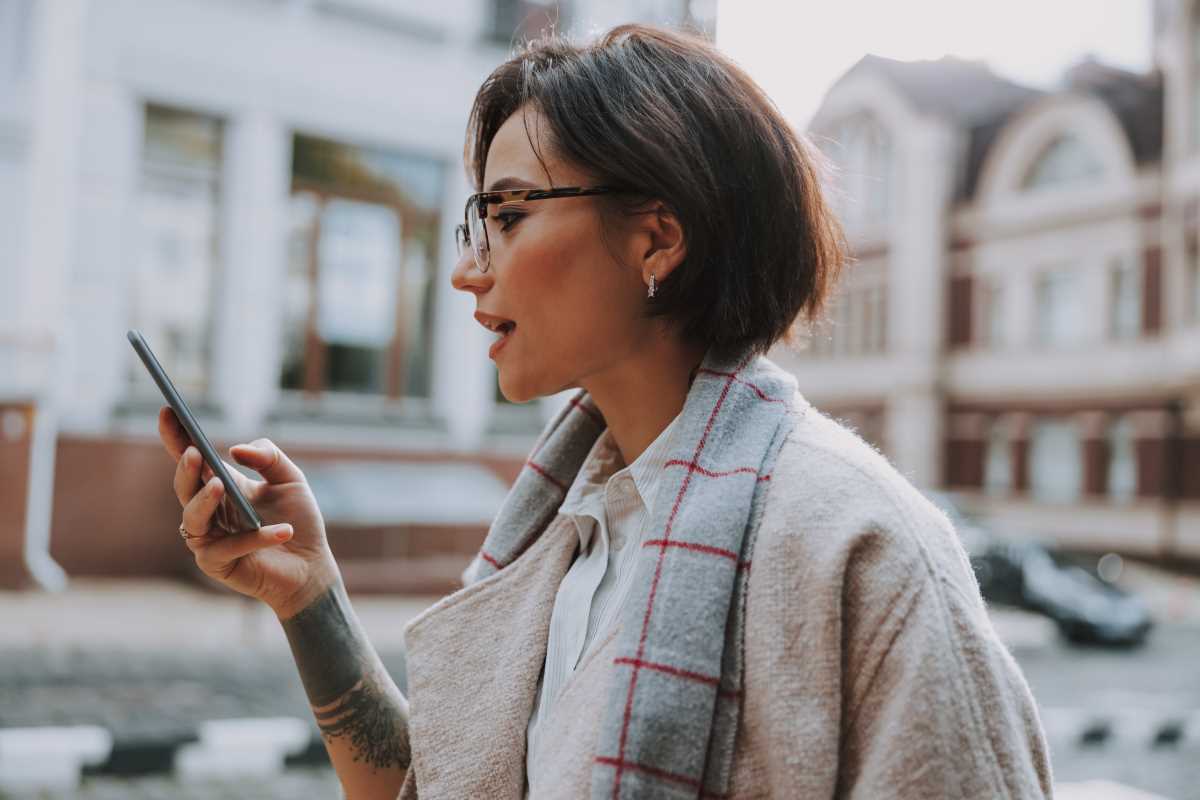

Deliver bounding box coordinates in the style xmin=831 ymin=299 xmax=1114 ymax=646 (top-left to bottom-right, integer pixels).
xmin=127 ymin=329 xmax=262 ymax=533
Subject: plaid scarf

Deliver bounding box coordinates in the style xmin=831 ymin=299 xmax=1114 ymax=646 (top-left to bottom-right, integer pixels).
xmin=464 ymin=347 xmax=800 ymax=799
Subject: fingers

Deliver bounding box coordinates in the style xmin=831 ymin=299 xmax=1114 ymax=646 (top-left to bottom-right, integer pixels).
xmin=173 ymin=446 xmax=204 ymax=507
xmin=158 ymin=407 xmax=191 ymax=462
xmin=182 ymin=475 xmax=226 ymax=538
xmin=230 ymin=439 xmax=304 ymax=485
xmin=187 ymin=523 xmax=295 ymax=569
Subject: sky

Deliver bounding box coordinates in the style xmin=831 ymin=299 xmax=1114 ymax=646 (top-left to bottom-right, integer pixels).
xmin=715 ymin=0 xmax=1155 ymax=129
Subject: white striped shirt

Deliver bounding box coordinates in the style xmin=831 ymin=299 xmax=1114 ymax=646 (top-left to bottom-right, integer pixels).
xmin=524 ymin=413 xmax=680 ymax=795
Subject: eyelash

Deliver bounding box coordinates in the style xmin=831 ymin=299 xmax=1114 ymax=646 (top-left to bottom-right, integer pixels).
xmin=493 ymin=210 xmax=524 ymax=232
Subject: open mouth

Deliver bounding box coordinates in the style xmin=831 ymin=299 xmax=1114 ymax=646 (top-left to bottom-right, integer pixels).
xmin=475 ymin=312 xmax=517 ymax=356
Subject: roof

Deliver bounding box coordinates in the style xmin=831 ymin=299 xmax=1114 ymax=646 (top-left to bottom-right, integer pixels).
xmin=826 ymin=54 xmax=1163 ymax=202
xmin=833 ymin=54 xmax=1043 ymax=200
xmin=848 ymin=54 xmax=1044 ymax=128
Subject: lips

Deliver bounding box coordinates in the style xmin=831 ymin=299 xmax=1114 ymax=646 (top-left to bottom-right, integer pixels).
xmin=475 ymin=311 xmax=516 ymax=358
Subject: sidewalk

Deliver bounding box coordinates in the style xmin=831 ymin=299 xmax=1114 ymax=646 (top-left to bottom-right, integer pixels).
xmin=0 ymin=577 xmax=439 ymax=654
xmin=0 ymin=578 xmax=438 ymax=794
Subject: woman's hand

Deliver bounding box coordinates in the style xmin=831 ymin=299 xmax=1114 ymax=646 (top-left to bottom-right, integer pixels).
xmin=158 ymin=407 xmax=340 ymax=619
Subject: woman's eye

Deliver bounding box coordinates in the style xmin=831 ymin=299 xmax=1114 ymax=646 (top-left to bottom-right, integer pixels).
xmin=493 ymin=211 xmax=524 ymax=232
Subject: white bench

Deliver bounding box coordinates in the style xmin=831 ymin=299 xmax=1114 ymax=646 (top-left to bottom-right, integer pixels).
xmin=0 ymin=725 xmax=113 ymax=792
xmin=174 ymin=716 xmax=313 ymax=778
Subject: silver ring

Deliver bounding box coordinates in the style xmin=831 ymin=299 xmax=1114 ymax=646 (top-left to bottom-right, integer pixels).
xmin=179 ymin=522 xmax=199 ymax=541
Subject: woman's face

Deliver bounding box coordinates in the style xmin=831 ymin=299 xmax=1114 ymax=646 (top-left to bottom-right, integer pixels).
xmin=451 ymin=107 xmax=652 ymax=402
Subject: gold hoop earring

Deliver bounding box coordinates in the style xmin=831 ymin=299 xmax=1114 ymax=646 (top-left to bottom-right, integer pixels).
xmin=647 ymin=274 xmax=656 ymax=299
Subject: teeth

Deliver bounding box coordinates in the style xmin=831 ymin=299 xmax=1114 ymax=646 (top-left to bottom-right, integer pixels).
xmin=481 ymin=318 xmax=515 ymax=334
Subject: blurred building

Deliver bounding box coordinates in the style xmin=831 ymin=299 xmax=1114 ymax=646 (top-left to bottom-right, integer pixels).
xmin=0 ymin=0 xmax=715 ymax=591
xmin=785 ymin=0 xmax=1200 ymax=562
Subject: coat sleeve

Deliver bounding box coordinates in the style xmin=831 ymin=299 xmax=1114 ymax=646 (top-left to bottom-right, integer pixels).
xmin=832 ymin=513 xmax=1055 ymax=799
xmin=742 ymin=421 xmax=1054 ymax=798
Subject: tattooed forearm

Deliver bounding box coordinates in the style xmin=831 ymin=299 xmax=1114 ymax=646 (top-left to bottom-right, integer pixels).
xmin=313 ymin=678 xmax=409 ymax=768
xmin=282 ymin=583 xmax=411 ymax=770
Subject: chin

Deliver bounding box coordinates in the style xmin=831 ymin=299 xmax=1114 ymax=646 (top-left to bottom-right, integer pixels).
xmin=498 ymin=367 xmax=577 ymax=405
xmin=497 ymin=372 xmax=537 ymax=404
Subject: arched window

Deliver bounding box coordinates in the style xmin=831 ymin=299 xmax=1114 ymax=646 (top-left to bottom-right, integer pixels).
xmin=1021 ymin=134 xmax=1104 ymax=190
xmin=827 ymin=112 xmax=893 ymax=226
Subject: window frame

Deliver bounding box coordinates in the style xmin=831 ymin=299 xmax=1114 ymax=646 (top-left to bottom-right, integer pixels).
xmin=1108 ymin=255 xmax=1142 ymax=340
xmin=278 ymin=134 xmax=445 ymax=410
xmin=983 ymin=417 xmax=1012 ymax=497
xmin=826 ymin=111 xmax=893 ymax=228
xmin=126 ymin=103 xmax=225 ymax=405
xmin=1021 ymin=133 xmax=1105 ymax=191
xmin=1029 ymin=417 xmax=1084 ymax=504
xmin=1106 ymin=415 xmax=1138 ymax=503
xmin=1034 ymin=266 xmax=1086 ymax=349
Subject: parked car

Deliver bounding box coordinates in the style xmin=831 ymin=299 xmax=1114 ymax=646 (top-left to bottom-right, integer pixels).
xmin=925 ymin=491 xmax=1153 ymax=647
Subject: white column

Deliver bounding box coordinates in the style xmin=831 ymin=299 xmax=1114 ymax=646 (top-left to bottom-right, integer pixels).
xmin=886 ymin=389 xmax=942 ymax=490
xmin=885 ymin=117 xmax=954 ymax=488
xmin=15 ymin=0 xmax=90 ymax=590
xmin=1157 ymin=2 xmax=1189 ymax=168
xmin=15 ymin=0 xmax=85 ymax=388
xmin=431 ymin=166 xmax=494 ymax=450
xmin=212 ymin=112 xmax=292 ymax=437
xmin=62 ymin=81 xmax=142 ymax=429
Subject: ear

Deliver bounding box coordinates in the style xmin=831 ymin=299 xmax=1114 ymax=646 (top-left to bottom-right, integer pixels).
xmin=632 ymin=201 xmax=687 ymax=291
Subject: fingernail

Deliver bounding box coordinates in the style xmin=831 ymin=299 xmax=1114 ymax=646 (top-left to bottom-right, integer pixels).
xmin=208 ymin=477 xmax=222 ymax=494
xmin=274 ymin=529 xmax=292 ymax=542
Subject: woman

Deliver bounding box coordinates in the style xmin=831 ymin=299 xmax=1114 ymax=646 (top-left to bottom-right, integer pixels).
xmin=159 ymin=24 xmax=1053 ymax=799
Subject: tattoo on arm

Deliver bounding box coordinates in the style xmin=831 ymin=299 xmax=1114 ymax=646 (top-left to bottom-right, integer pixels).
xmin=282 ymin=584 xmax=411 ymax=770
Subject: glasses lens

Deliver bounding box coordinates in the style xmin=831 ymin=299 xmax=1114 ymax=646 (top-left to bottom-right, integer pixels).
xmin=454 ymin=224 xmax=467 ymax=257
xmin=468 ymin=197 xmax=490 ymax=272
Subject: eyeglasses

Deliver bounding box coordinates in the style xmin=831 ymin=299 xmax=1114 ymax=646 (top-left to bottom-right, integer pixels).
xmin=455 ymin=186 xmax=617 ymax=273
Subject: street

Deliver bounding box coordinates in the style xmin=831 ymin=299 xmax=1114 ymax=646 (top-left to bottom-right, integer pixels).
xmin=1001 ymin=611 xmax=1200 ymax=798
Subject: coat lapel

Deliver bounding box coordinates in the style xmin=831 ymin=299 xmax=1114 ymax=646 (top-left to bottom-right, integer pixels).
xmin=402 ymin=514 xmax=578 ymax=799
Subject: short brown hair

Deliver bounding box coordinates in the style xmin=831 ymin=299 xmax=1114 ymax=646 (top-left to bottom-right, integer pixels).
xmin=466 ymin=24 xmax=847 ymax=356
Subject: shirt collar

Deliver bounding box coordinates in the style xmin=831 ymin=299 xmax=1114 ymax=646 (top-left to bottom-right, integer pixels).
xmin=558 ymin=429 xmax=623 ymax=519
xmin=627 ymin=412 xmax=680 ymax=510
xmin=557 ymin=411 xmax=682 ymax=529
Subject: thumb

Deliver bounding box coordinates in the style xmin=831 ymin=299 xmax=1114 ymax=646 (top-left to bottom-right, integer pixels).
xmin=230 ymin=438 xmax=305 ymax=485
xmin=201 ymin=523 xmax=295 ymax=566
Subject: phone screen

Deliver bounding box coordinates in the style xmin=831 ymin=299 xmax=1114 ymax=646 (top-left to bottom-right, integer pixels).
xmin=127 ymin=329 xmax=263 ymax=532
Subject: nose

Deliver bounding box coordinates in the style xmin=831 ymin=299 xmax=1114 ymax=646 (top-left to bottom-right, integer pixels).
xmin=450 ymin=248 xmax=492 ymax=295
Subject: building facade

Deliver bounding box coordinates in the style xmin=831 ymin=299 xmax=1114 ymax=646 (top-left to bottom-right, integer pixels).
xmin=784 ymin=0 xmax=1200 ymax=562
xmin=0 ymin=0 xmax=715 ymax=590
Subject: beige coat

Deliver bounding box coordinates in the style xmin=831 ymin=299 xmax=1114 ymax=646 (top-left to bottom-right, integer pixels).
xmin=399 ymin=399 xmax=1054 ymax=799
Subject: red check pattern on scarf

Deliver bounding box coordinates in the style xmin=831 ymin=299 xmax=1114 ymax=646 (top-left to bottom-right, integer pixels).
xmin=467 ymin=349 xmax=800 ymax=799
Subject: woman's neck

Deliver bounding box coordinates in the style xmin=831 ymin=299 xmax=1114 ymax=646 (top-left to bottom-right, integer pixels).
xmin=581 ymin=333 xmax=706 ymax=467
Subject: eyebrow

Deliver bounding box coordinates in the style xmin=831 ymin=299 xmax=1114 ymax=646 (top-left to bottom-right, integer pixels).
xmin=485 ymin=176 xmax=538 ymax=192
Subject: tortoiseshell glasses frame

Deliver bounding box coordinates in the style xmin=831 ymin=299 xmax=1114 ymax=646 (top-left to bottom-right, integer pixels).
xmin=454 ymin=186 xmax=618 ymax=273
